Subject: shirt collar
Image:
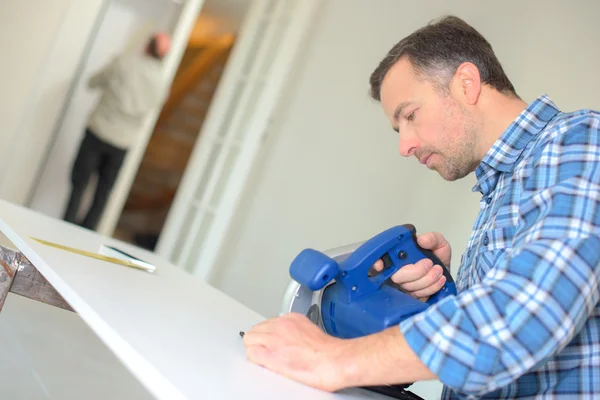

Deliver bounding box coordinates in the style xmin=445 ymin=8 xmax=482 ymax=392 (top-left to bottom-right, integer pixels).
xmin=472 ymin=94 xmax=560 ymax=195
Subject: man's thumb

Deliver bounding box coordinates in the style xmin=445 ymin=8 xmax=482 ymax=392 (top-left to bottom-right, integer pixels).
xmin=416 ymin=232 xmax=438 ymax=250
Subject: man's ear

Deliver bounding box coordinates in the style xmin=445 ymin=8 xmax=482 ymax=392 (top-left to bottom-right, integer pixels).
xmin=453 ymin=62 xmax=481 ymax=105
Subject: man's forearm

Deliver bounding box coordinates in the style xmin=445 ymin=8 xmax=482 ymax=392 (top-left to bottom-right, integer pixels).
xmin=243 ymin=313 xmax=438 ymax=393
xmin=337 ymin=326 xmax=438 ymax=388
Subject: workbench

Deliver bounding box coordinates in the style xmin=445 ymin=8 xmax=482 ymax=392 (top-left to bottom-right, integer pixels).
xmin=0 ymin=200 xmax=389 ymax=399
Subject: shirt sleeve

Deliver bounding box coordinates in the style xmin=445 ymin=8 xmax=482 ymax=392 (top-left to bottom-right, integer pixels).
xmin=88 ymin=57 xmax=118 ymax=89
xmin=398 ymin=117 xmax=600 ymax=397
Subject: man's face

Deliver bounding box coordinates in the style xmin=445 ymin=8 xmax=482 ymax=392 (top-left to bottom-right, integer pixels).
xmin=379 ymin=58 xmax=479 ymax=181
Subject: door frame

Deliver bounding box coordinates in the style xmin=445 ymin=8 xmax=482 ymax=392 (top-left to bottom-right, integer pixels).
xmin=155 ymin=0 xmax=321 ymax=282
xmin=94 ymin=0 xmax=206 ymax=236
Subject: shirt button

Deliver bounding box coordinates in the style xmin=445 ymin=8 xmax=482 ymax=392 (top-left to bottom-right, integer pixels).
xmin=486 ymin=197 xmax=492 ymax=204
xmin=483 ymin=234 xmax=489 ymax=246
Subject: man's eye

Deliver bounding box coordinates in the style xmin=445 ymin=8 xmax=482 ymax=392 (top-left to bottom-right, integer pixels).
xmin=406 ymin=111 xmax=415 ymax=121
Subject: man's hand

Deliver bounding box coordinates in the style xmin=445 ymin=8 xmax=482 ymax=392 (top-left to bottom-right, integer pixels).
xmin=243 ymin=313 xmax=438 ymax=391
xmin=243 ymin=312 xmax=348 ymax=392
xmin=371 ymin=231 xmax=451 ymax=300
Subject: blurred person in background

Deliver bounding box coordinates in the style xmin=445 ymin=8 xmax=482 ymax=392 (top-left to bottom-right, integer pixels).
xmin=63 ymin=32 xmax=171 ymax=230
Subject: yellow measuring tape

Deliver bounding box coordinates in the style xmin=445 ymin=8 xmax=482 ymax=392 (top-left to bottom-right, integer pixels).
xmin=31 ymin=238 xmax=155 ymax=273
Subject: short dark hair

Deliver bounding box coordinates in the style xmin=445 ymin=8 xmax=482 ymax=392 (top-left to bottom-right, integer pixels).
xmin=369 ymin=15 xmax=518 ymax=101
xmin=147 ymin=37 xmax=162 ymax=59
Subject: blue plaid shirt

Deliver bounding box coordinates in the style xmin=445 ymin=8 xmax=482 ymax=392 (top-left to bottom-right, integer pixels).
xmin=399 ymin=95 xmax=600 ymax=399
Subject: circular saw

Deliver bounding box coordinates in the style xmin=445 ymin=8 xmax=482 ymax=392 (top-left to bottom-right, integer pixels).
xmin=280 ymin=224 xmax=457 ymax=399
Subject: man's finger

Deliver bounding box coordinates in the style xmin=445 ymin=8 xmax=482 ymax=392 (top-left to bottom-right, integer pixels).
xmin=243 ymin=327 xmax=276 ymax=347
xmin=416 ymin=232 xmax=446 ymax=250
xmin=395 ymin=264 xmax=443 ymax=291
xmin=412 ymin=275 xmax=447 ymax=298
xmin=245 ymin=320 xmax=272 ymax=334
xmin=371 ymin=259 xmax=384 ymax=272
xmin=416 ymin=232 xmax=451 ymax=267
xmin=390 ymin=258 xmax=433 ymax=284
xmin=246 ymin=344 xmax=270 ymax=367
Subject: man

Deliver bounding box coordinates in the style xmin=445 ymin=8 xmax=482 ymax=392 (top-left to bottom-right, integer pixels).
xmin=242 ymin=15 xmax=600 ymax=399
xmin=63 ymin=32 xmax=171 ymax=230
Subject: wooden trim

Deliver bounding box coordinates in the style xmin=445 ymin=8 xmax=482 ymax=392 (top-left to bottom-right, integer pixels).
xmin=158 ymin=34 xmax=235 ymax=123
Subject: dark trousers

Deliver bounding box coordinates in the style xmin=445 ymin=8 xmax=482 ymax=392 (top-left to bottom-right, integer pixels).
xmin=63 ymin=129 xmax=126 ymax=230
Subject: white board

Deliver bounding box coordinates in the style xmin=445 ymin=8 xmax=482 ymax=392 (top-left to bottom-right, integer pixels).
xmin=0 ymin=200 xmax=386 ymax=400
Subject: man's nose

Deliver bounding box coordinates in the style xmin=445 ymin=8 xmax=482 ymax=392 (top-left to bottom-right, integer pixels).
xmin=398 ymin=135 xmax=418 ymax=157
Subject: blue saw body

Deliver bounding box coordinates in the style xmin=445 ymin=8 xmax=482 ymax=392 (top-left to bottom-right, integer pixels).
xmin=289 ymin=224 xmax=457 ymax=339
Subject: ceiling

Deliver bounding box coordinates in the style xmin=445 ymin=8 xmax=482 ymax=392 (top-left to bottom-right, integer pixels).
xmin=200 ymin=0 xmax=250 ymax=33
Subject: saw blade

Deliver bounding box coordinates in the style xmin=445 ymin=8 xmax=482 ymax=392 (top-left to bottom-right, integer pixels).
xmin=281 ymin=240 xmax=365 ymax=331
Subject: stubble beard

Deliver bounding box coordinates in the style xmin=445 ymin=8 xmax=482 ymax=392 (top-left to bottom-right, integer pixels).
xmin=435 ymin=100 xmax=479 ymax=181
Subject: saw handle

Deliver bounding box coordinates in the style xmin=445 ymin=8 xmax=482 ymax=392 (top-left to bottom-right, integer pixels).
xmin=289 ymin=249 xmax=340 ymax=291
xmin=339 ymin=224 xmax=455 ymax=303
xmin=290 ymin=224 xmax=456 ymax=304
xmin=405 ymin=227 xmax=453 ymax=285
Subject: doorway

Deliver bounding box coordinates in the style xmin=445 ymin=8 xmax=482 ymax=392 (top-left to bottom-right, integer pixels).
xmin=28 ymin=0 xmax=184 ymax=220
xmin=113 ymin=2 xmax=249 ymax=250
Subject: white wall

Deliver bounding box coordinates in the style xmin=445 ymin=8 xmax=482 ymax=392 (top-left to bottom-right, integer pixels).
xmin=210 ymin=0 xmax=600 ymax=398
xmin=29 ymin=0 xmax=181 ymax=219
xmin=0 ymin=0 xmax=106 ymax=203
xmin=0 ymin=0 xmax=67 ymax=157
